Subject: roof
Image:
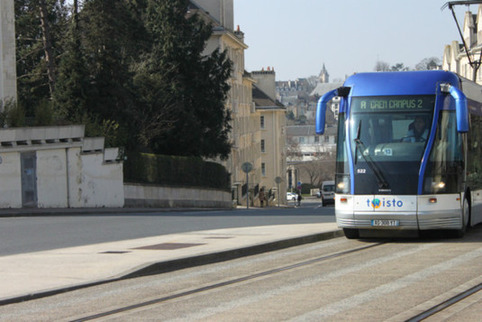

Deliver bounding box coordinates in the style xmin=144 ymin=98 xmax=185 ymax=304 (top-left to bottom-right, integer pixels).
xmin=344 ymin=71 xmax=460 ymax=96
xmin=310 ymin=82 xmax=344 ymax=97
xmin=252 ymin=85 xmax=285 ymax=109
xmin=286 ymin=125 xmax=337 ymax=136
xmin=189 ymin=1 xmax=221 ymax=27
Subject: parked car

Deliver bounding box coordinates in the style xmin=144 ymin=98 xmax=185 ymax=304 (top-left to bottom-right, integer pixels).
xmin=286 ymin=192 xmax=297 ymax=201
xmin=320 ymin=180 xmax=335 ymax=206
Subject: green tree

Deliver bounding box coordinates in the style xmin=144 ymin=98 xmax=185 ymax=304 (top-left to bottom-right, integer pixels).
xmin=53 ymin=0 xmax=145 ymax=147
xmin=133 ymin=0 xmax=232 ymax=159
xmin=15 ymin=0 xmax=68 ymax=119
xmin=17 ymin=0 xmax=233 ymax=160
xmin=53 ymin=0 xmax=89 ymax=123
xmin=78 ymin=0 xmax=144 ymax=121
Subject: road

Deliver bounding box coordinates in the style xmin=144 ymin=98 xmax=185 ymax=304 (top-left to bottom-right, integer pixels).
xmin=0 ymin=197 xmax=334 ymax=256
xmin=2 ymin=224 xmax=481 ymax=321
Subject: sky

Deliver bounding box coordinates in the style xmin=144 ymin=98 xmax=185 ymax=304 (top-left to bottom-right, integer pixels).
xmin=233 ymin=0 xmax=473 ymax=82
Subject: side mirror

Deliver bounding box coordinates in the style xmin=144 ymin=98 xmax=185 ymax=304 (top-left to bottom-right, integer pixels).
xmin=447 ymin=85 xmax=469 ymax=133
xmin=316 ymin=87 xmax=351 ymax=134
xmin=316 ymin=89 xmax=338 ymax=134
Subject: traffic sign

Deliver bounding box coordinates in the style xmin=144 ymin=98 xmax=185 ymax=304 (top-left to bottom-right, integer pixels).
xmin=241 ymin=162 xmax=253 ymax=173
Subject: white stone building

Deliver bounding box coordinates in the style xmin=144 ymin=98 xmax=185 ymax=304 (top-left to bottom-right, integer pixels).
xmin=0 ymin=1 xmax=125 ymax=209
xmin=443 ymin=5 xmax=482 ymax=83
xmin=286 ymin=125 xmax=337 ymax=162
xmin=285 ymin=124 xmax=337 ymax=190
xmin=251 ymin=70 xmax=287 ymax=204
xmin=0 ymin=126 xmax=124 ymax=208
xmin=192 ymin=0 xmax=289 ymax=205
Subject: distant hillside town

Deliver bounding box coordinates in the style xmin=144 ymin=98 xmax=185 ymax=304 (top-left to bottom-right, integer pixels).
xmin=275 ymin=64 xmax=340 ymax=190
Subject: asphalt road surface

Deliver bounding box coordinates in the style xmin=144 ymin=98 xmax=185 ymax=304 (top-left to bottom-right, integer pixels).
xmin=0 ymin=197 xmax=334 ymax=256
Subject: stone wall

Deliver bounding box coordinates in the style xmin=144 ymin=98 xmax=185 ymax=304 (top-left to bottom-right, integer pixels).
xmin=124 ymin=183 xmax=232 ymax=208
xmin=0 ymin=125 xmax=124 ymax=208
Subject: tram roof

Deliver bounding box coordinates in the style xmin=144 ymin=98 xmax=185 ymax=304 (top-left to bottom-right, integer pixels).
xmin=343 ymin=70 xmax=460 ymax=96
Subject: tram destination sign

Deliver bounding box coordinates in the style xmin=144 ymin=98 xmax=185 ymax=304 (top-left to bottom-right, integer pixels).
xmin=351 ymin=96 xmax=435 ymax=113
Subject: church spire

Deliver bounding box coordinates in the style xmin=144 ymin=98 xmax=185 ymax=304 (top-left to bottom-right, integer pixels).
xmin=319 ymin=64 xmax=329 ymax=83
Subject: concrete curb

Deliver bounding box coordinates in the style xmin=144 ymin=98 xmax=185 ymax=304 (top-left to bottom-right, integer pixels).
xmin=0 ymin=229 xmax=343 ymax=306
xmin=0 ymin=207 xmax=231 ymax=217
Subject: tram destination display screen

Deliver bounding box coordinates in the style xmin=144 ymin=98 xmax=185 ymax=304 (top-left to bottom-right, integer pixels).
xmin=351 ymin=95 xmax=435 ymax=113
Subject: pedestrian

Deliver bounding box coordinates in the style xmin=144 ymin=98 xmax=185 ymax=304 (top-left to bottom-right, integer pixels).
xmin=297 ymin=192 xmax=302 ymax=206
xmin=259 ymin=188 xmax=265 ymax=207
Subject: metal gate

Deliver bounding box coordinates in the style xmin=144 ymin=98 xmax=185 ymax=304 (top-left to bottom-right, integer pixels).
xmin=21 ymin=152 xmax=37 ymax=207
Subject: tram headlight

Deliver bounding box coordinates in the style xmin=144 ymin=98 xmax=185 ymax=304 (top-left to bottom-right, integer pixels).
xmin=431 ymin=181 xmax=446 ymax=192
xmin=336 ymin=175 xmax=350 ymax=194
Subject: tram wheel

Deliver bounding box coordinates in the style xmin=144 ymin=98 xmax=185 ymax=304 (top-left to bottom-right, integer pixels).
xmin=455 ymin=197 xmax=470 ymax=238
xmin=343 ymin=228 xmax=359 ymax=239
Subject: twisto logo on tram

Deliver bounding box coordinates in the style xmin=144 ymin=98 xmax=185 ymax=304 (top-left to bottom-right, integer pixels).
xmin=367 ymin=198 xmax=404 ymax=209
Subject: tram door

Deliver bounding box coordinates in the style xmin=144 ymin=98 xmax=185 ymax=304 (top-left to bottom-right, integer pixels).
xmin=21 ymin=152 xmax=37 ymax=207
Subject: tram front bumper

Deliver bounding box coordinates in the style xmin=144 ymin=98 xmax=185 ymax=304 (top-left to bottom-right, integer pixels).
xmin=335 ymin=194 xmax=463 ymax=231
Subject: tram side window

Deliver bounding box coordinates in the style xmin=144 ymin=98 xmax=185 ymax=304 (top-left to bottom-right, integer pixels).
xmin=468 ymin=112 xmax=482 ymax=190
xmin=424 ymin=111 xmax=464 ymax=194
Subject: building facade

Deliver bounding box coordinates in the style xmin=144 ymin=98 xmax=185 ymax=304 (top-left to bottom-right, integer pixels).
xmin=286 ymin=125 xmax=337 ymax=163
xmin=443 ymin=5 xmax=482 ymax=83
xmin=285 ymin=124 xmax=337 ymax=191
xmin=192 ymin=0 xmax=288 ymax=205
xmin=251 ymin=70 xmax=287 ymax=204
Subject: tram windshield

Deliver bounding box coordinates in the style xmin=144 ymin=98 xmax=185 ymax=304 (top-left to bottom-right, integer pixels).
xmin=350 ymin=96 xmax=435 ymax=162
xmin=348 ymin=95 xmax=436 ymax=194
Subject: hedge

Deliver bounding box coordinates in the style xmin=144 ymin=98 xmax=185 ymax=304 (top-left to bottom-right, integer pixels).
xmin=123 ymin=152 xmax=231 ymax=191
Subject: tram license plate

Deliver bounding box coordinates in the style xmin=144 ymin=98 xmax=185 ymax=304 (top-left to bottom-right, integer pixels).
xmin=371 ymin=219 xmax=399 ymax=227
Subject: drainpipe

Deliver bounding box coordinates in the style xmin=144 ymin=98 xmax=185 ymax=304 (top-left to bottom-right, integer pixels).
xmin=65 ymin=148 xmax=70 ymax=208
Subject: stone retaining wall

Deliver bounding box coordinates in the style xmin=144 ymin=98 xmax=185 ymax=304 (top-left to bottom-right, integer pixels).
xmin=124 ymin=183 xmax=232 ymax=209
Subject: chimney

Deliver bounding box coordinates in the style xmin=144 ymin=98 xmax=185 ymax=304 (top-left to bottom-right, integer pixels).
xmin=251 ymin=67 xmax=277 ymax=101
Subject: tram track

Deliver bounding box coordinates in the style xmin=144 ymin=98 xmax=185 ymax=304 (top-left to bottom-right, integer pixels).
xmin=406 ymin=282 xmax=482 ymax=322
xmin=70 ymin=242 xmax=385 ymax=321
xmin=4 ymin=230 xmax=480 ymax=321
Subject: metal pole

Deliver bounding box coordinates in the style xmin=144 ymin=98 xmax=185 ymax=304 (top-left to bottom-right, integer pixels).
xmin=246 ymin=172 xmax=249 ymax=209
xmin=446 ymin=2 xmax=482 ymax=82
xmin=277 ymin=182 xmax=280 ymax=207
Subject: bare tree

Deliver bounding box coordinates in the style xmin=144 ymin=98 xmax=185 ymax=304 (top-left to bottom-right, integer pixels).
xmin=390 ymin=63 xmax=409 ymax=71
xmin=299 ymin=161 xmax=322 ymax=187
xmin=286 ymin=137 xmax=303 ymax=162
xmin=415 ymin=57 xmax=441 ymax=71
xmin=299 ymin=153 xmax=336 ymax=187
xmin=38 ymin=0 xmax=56 ymax=96
xmin=374 ymin=61 xmax=390 ymax=72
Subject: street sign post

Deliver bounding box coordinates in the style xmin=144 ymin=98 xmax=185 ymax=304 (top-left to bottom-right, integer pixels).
xmin=275 ymin=176 xmax=282 ymax=207
xmin=241 ymin=162 xmax=253 ymax=209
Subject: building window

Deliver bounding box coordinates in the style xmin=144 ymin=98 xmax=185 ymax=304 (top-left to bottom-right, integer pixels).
xmin=260 ymin=116 xmax=265 ymax=129
xmin=261 ymin=163 xmax=266 ymax=176
xmin=314 ymin=136 xmax=319 ymax=143
xmin=261 ymin=139 xmax=265 ymax=152
xmin=299 ymin=137 xmax=305 ymax=144
xmin=324 ymin=136 xmax=330 ymax=143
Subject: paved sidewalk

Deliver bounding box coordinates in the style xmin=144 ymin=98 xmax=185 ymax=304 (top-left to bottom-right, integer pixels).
xmin=0 ymin=223 xmax=342 ymax=305
xmin=0 ymin=206 xmax=217 ymax=217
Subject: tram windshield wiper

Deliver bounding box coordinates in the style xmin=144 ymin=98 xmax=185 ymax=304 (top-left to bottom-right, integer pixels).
xmin=354 ymin=121 xmax=390 ymax=190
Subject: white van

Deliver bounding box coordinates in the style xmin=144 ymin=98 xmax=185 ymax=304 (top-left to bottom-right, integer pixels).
xmin=320 ymin=180 xmax=335 ymax=206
